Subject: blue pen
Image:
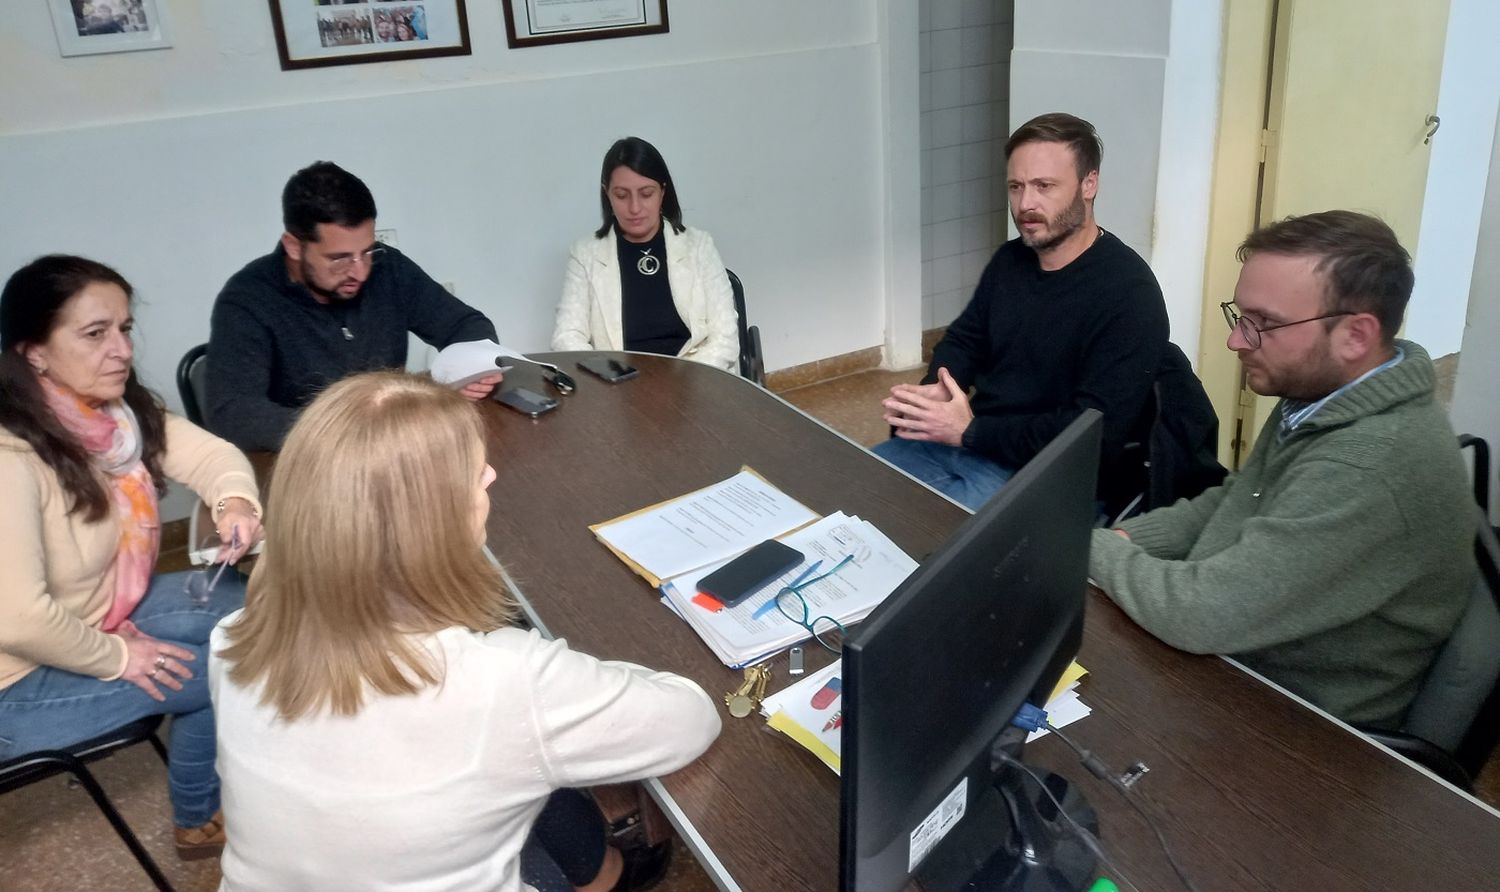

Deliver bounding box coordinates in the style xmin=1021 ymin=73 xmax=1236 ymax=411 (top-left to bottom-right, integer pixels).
xmin=751 ymin=560 xmax=821 ymax=620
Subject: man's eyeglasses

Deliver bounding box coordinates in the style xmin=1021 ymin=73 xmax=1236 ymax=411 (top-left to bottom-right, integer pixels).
xmin=773 ymin=555 xmax=855 ymax=654
xmin=321 ymin=246 xmax=386 ymax=274
xmin=1220 ymin=301 xmax=1353 ymax=350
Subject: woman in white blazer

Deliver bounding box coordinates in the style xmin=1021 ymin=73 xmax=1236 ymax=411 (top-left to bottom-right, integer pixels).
xmin=552 ymin=137 xmax=741 ymax=372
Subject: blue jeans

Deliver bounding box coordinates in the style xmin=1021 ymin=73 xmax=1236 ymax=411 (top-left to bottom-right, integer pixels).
xmin=0 ymin=568 xmax=247 ymax=827
xmin=872 ymin=438 xmax=1014 ymax=511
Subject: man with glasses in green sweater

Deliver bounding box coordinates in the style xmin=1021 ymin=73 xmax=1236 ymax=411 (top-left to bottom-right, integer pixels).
xmin=1089 ymin=210 xmax=1474 ymax=730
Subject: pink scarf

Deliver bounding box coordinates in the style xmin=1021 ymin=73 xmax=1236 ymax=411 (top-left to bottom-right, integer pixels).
xmin=41 ymin=377 xmax=160 ymax=631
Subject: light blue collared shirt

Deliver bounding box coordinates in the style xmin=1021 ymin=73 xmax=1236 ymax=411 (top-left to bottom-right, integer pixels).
xmin=1279 ymin=345 xmax=1405 ymax=437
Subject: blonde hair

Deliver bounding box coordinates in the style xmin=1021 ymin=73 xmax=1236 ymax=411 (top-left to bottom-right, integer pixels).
xmin=219 ymin=371 xmax=515 ymax=721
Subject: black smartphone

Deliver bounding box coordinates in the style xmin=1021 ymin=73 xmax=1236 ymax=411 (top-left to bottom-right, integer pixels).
xmin=494 ymin=386 xmax=559 ymax=417
xmin=698 ymin=540 xmax=804 ymax=608
xmin=577 ymin=356 xmax=640 ymax=383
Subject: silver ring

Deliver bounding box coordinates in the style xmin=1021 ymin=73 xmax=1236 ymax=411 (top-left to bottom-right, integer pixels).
xmin=155 ymin=655 xmax=168 ymax=669
xmin=148 ymin=668 xmax=160 ymax=679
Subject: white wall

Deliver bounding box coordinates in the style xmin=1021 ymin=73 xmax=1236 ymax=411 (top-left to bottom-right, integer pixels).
xmin=878 ymin=0 xmax=924 ymax=370
xmin=2 ymin=4 xmax=876 ymax=134
xmin=1010 ymin=0 xmax=1214 ymax=353
xmin=0 ymin=3 xmax=887 ymax=382
xmin=918 ymin=0 xmax=1012 ymax=332
xmin=1149 ymin=1 xmax=1222 ymax=359
xmin=1408 ymin=0 xmax=1500 ymax=358
xmin=1011 ymin=0 xmax=1168 ymax=264
xmin=1 ymin=1 xmax=893 ymax=517
xmin=1450 ymin=109 xmax=1500 ymax=522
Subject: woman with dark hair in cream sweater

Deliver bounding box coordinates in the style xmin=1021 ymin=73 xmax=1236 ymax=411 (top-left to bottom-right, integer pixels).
xmin=0 ymin=255 xmax=261 ymax=860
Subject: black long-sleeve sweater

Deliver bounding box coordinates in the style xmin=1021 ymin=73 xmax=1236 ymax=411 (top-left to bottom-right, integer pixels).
xmin=205 ymin=243 xmax=497 ymax=451
xmin=929 ymin=230 xmax=1169 ymax=489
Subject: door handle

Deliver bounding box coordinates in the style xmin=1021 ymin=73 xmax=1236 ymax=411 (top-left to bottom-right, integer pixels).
xmin=1424 ymin=114 xmax=1441 ymax=145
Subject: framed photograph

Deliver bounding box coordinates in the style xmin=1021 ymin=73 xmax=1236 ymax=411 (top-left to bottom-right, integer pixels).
xmin=266 ymin=0 xmax=472 ymax=71
xmin=47 ymin=0 xmax=173 ymax=57
xmin=501 ymin=0 xmax=668 ymax=49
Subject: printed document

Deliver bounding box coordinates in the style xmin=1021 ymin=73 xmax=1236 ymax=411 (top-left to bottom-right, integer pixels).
xmin=592 ymin=469 xmax=817 ymax=584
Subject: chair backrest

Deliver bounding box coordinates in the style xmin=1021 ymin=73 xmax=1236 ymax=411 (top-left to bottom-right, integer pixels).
xmin=1401 ymin=440 xmax=1500 ymax=777
xmin=1459 ymin=433 xmax=1491 ymax=516
xmin=1104 ymin=343 xmax=1226 ymax=523
xmin=725 ymin=269 xmax=765 ymax=385
xmin=176 ymin=343 xmax=209 ymax=426
xmin=1146 ymin=342 xmax=1227 ymax=511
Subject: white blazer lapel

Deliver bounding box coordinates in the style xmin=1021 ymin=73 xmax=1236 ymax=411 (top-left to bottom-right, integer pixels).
xmin=595 ymin=230 xmax=624 ymax=350
xmin=663 ymin=224 xmax=700 ymax=352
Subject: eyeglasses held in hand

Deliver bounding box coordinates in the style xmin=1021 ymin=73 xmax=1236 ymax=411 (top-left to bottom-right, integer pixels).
xmin=774 ymin=554 xmax=855 ymax=655
xmin=184 ymin=528 xmax=240 ymax=607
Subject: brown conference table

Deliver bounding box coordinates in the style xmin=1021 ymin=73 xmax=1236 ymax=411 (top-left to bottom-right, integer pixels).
xmin=480 ymin=352 xmax=1500 ymax=891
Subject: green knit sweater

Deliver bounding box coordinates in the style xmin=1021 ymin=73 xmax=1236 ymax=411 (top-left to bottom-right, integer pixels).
xmin=1089 ymin=340 xmax=1474 ymax=728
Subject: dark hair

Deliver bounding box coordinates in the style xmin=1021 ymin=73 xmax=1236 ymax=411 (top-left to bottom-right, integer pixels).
xmin=282 ymin=161 xmax=378 ymax=242
xmin=1004 ymin=113 xmax=1103 ymax=179
xmin=0 ymin=256 xmax=167 ymax=521
xmin=594 ymin=137 xmax=685 ymax=239
xmin=1237 ymin=210 xmax=1412 ymax=343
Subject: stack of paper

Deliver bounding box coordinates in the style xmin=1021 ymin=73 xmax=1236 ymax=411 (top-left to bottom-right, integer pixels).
xmin=761 ymin=660 xmax=1092 ymax=775
xmin=589 ymin=469 xmax=918 ymax=668
xmin=659 ymin=512 xmax=919 ymax=667
xmin=590 ymin=468 xmax=820 ymax=588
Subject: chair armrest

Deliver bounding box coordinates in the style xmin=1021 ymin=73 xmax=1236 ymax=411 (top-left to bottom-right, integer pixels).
xmin=1357 ymin=726 xmax=1474 ymax=791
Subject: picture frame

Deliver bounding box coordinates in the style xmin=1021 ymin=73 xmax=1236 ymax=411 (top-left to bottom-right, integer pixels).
xmin=501 ymin=0 xmax=668 ymax=49
xmin=266 ymin=0 xmax=472 ymax=71
xmin=46 ymin=0 xmax=173 ymax=57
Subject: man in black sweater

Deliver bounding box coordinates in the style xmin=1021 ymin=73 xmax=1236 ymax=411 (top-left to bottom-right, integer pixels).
xmin=876 ymin=113 xmax=1169 ymax=509
xmin=206 ymin=162 xmax=502 ymax=451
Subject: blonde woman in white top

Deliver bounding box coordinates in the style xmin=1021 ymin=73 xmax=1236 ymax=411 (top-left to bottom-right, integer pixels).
xmin=552 ymin=137 xmax=741 ymax=372
xmin=210 ymin=371 xmax=720 ymax=891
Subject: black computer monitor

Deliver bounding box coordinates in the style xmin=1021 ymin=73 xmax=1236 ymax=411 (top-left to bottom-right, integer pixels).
xmin=841 ymin=410 xmax=1102 ymax=892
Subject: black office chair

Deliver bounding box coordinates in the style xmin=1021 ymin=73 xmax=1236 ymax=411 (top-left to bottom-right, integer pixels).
xmin=726 ymin=270 xmax=766 ymax=387
xmin=176 ymin=343 xmax=209 ymax=426
xmin=0 ymin=715 xmax=174 ymax=890
xmin=1361 ymin=436 xmax=1500 ymax=791
xmin=1104 ymin=343 xmax=1226 ymax=525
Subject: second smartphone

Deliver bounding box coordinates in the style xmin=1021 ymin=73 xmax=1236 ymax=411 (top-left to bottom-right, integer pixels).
xmin=577 ymin=356 xmax=640 ymax=383
xmin=494 ymin=386 xmax=559 ymax=417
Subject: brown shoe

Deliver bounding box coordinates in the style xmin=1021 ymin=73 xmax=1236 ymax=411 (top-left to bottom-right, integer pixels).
xmin=175 ymin=809 xmax=225 ymax=861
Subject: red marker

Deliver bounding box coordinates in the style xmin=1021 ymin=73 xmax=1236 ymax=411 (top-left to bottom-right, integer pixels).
xmin=822 ymin=711 xmax=843 ymax=732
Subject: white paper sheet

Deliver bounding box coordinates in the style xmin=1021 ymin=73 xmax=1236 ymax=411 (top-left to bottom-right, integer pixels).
xmin=595 ymin=470 xmax=818 ymax=582
xmin=429 ymin=339 xmax=521 ymax=388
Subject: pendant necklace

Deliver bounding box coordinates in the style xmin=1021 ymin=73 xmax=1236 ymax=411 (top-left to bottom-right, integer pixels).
xmin=637 ymin=249 xmax=660 ymax=276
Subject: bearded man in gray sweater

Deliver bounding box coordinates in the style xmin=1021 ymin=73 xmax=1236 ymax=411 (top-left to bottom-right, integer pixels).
xmin=1089 ymin=210 xmax=1474 ymax=729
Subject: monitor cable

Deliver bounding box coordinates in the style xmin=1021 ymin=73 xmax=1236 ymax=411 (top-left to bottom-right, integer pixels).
xmin=1041 ymin=720 xmax=1201 ymax=892
xmin=991 ymin=749 xmax=1147 ymax=892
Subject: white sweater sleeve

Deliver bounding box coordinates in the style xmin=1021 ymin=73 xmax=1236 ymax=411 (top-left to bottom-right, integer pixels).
xmin=688 ymin=231 xmax=741 ymax=373
xmin=521 ymin=633 xmax=722 ymax=788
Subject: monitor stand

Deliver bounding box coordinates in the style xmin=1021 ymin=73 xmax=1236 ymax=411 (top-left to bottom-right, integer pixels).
xmin=915 ymin=730 xmax=1098 ymax=891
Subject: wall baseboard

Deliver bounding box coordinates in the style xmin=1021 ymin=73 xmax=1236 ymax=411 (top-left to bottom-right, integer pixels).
xmin=766 ymin=327 xmax=947 ymax=393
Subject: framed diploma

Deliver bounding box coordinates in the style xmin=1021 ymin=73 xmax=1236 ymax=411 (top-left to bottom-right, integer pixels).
xmin=266 ymin=0 xmax=472 ymax=71
xmin=501 ymin=0 xmax=668 ymax=49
